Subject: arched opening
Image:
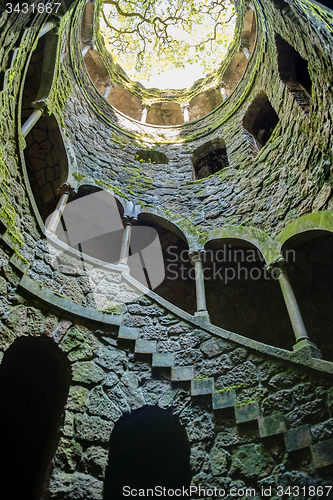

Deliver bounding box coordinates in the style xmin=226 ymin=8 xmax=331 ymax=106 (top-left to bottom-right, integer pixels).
xmin=204 ymin=239 xmax=294 ymax=350
xmin=146 ymin=102 xmax=184 ymax=126
xmin=0 ymin=337 xmax=71 ymax=500
xmin=136 ymin=214 xmax=197 ymax=314
xmin=282 ymin=231 xmax=333 ymax=361
xmin=192 ymin=138 xmax=229 ymax=180
xmin=24 ymin=115 xmax=69 ymax=222
xmin=275 ymin=33 xmax=312 ymax=113
xmin=51 ymin=186 xmax=125 ymax=263
xmin=103 ymin=407 xmax=191 ymax=499
xmin=135 ymin=150 xmax=169 ymax=164
xmin=243 ymin=91 xmax=280 ymax=149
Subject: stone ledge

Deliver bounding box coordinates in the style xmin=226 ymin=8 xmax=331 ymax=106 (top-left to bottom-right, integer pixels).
xmin=18 ymin=274 xmax=123 ymax=326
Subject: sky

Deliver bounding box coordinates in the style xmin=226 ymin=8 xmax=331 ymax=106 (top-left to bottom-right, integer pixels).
xmin=100 ymin=1 xmax=235 ymax=90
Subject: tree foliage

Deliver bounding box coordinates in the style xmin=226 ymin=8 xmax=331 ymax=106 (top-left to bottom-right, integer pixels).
xmin=100 ymin=0 xmax=235 ymax=82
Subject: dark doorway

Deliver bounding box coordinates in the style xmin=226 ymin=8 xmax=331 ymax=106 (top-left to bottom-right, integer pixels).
xmin=0 ymin=337 xmax=70 ymax=500
xmin=103 ymin=407 xmax=192 ymax=499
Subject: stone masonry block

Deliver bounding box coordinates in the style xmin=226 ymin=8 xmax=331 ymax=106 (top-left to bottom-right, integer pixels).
xmin=191 ymin=377 xmax=214 ymax=396
xmin=311 ymin=438 xmax=333 ymax=469
xmin=152 ymin=353 xmax=174 ymax=367
xmin=235 ymin=401 xmax=260 ymax=424
xmin=285 ymin=425 xmax=312 ymax=452
xmin=212 ymin=389 xmax=236 ymax=410
xmin=258 ymin=413 xmax=286 ymax=438
xmin=135 ymin=339 xmax=157 ymax=354
xmin=171 ymin=366 xmax=194 ymax=381
xmin=118 ymin=325 xmax=140 ymax=340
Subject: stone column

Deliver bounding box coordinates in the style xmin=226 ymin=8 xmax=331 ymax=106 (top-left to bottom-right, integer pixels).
xmin=47 ymin=183 xmax=75 ymax=234
xmin=220 ymin=87 xmax=228 ymax=101
xmin=103 ymin=83 xmax=113 ymax=100
xmin=189 ymin=250 xmax=209 ymax=317
xmin=21 ymin=109 xmax=43 ymax=138
xmin=119 ymin=216 xmax=134 ymax=265
xmin=82 ymin=44 xmax=91 ymax=57
xmin=141 ymin=107 xmax=148 ymax=124
xmin=182 ymin=105 xmax=190 ymax=123
xmin=268 ymin=257 xmax=321 ymax=356
xmin=39 ymin=20 xmax=56 ymax=38
xmin=243 ymin=46 xmax=251 ymax=59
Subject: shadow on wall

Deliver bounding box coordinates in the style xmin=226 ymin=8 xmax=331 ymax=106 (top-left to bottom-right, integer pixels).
xmin=103 ymin=407 xmax=192 ymax=500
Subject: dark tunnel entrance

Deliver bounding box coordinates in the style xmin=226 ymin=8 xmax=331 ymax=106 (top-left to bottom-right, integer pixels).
xmin=103 ymin=407 xmax=192 ymax=499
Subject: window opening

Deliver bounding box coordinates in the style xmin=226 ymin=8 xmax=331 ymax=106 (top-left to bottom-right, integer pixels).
xmin=243 ymin=91 xmax=279 ymax=148
xmin=275 ymin=33 xmax=312 ymax=113
xmin=192 ymin=138 xmax=229 ymax=180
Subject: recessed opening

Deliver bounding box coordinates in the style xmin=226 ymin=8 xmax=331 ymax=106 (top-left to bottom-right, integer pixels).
xmin=103 ymin=407 xmax=191 ymax=499
xmin=192 ymin=138 xmax=229 ymax=180
xmin=243 ymin=91 xmax=279 ymax=149
xmin=272 ymin=0 xmax=289 ymax=9
xmin=0 ymin=337 xmax=70 ymax=500
xmin=204 ymin=239 xmax=294 ymax=350
xmin=135 ymin=150 xmax=169 ymax=164
xmin=275 ymin=33 xmax=312 ymax=113
xmin=282 ymin=231 xmax=333 ymax=361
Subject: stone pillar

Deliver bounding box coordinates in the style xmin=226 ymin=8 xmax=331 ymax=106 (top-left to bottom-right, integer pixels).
xmin=268 ymin=257 xmax=321 ymax=356
xmin=103 ymin=83 xmax=113 ymax=100
xmin=47 ymin=183 xmax=76 ymax=234
xmin=220 ymin=87 xmax=228 ymax=101
xmin=82 ymin=44 xmax=91 ymax=57
xmin=119 ymin=216 xmax=134 ymax=265
xmin=39 ymin=20 xmax=56 ymax=38
xmin=243 ymin=47 xmax=251 ymax=59
xmin=189 ymin=250 xmax=209 ymax=318
xmin=182 ymin=105 xmax=190 ymax=123
xmin=141 ymin=107 xmax=148 ymax=124
xmin=21 ymin=109 xmax=43 ymax=138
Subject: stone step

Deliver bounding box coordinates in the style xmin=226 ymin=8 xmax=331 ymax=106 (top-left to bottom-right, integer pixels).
xmin=118 ymin=326 xmax=140 ymax=340
xmin=191 ymin=377 xmax=214 ymax=396
xmin=212 ymin=389 xmax=236 ymax=410
xmin=134 ymin=339 xmax=157 ymax=354
xmin=171 ymin=366 xmax=194 ymax=382
xmin=152 ymin=353 xmax=175 ymax=368
xmin=234 ymin=401 xmax=260 ymax=424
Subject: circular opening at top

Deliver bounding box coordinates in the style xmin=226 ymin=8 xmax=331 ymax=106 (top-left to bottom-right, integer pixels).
xmin=100 ymin=0 xmax=236 ymax=89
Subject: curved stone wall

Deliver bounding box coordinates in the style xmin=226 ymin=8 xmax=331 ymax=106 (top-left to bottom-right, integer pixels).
xmin=1 ymin=0 xmax=333 ymax=497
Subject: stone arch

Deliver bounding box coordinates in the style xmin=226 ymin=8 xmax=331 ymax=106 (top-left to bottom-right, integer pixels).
xmin=23 ymin=114 xmax=69 ymax=222
xmin=204 ymin=237 xmax=294 ymax=350
xmin=243 ymin=91 xmax=279 ymax=148
xmin=103 ymin=406 xmax=192 ymax=498
xmin=275 ymin=210 xmax=333 ymax=253
xmin=191 ymin=138 xmax=229 ymax=180
xmin=206 ymin=225 xmax=277 ymax=264
xmin=0 ymin=336 xmax=71 ymax=500
xmin=275 ymin=33 xmax=312 ymax=113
